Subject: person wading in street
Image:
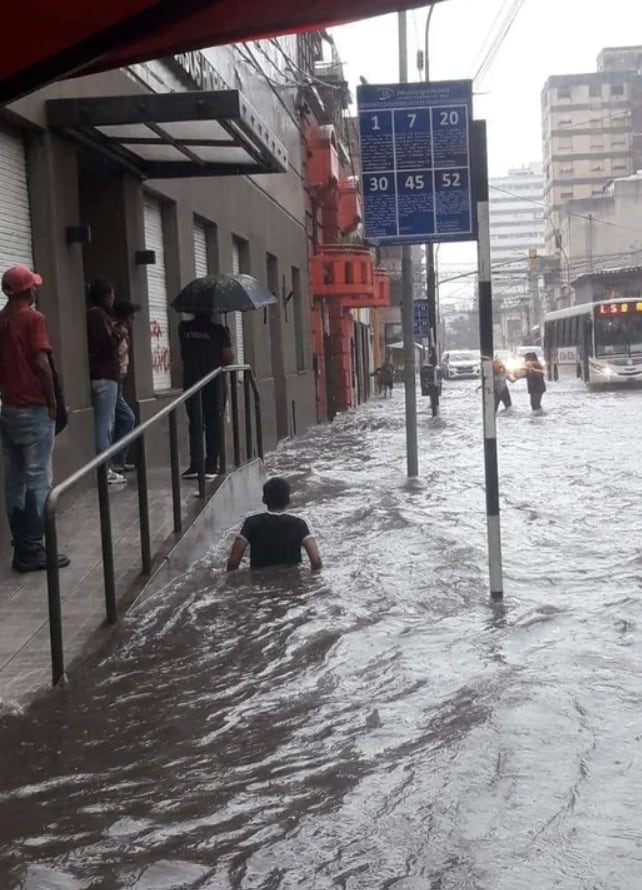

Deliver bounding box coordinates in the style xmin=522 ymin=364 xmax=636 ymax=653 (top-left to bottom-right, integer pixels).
xmin=0 ymin=265 xmax=70 ymax=572
xmin=179 ymin=310 xmax=234 ymax=480
xmin=86 ymin=279 xmax=125 ymax=484
xmin=524 ymin=351 xmax=547 ymax=411
xmin=493 ymin=357 xmax=512 ymax=412
xmin=111 ymin=300 xmax=139 ymax=474
xmin=226 ymin=477 xmax=322 ymax=572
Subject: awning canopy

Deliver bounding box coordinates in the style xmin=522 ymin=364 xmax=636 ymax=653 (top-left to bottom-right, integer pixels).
xmin=46 ymin=90 xmax=288 ymax=179
xmin=1 ymin=0 xmax=444 ymax=105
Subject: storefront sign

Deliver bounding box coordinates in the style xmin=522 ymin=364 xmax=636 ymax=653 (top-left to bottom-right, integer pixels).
xmin=169 ymin=51 xmax=225 ymax=93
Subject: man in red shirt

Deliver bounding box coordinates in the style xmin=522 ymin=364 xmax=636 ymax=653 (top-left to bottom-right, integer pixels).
xmin=0 ymin=265 xmax=70 ymax=572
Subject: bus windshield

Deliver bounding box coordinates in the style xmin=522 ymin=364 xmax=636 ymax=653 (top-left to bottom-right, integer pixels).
xmin=594 ymin=316 xmax=642 ymax=356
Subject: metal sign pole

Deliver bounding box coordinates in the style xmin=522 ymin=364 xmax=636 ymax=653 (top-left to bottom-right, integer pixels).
xmin=398 ymin=10 xmax=419 ymax=478
xmin=472 ymin=120 xmax=503 ymax=600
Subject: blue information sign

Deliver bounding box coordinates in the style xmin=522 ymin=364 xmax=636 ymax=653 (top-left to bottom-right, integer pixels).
xmin=413 ymin=301 xmax=429 ymax=339
xmin=357 ymin=81 xmax=476 ymax=245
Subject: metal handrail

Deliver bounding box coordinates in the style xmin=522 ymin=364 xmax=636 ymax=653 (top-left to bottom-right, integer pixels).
xmin=44 ymin=364 xmax=263 ymax=687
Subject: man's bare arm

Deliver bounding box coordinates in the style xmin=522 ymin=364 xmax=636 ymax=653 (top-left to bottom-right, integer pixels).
xmin=33 ymin=351 xmax=56 ymax=420
xmin=226 ymin=536 xmax=247 ymax=571
xmin=303 ymin=537 xmax=322 ymax=571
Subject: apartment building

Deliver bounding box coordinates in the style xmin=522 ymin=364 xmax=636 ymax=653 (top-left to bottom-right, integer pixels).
xmin=489 ymin=163 xmax=545 ymax=348
xmin=541 ymin=46 xmax=642 ymax=254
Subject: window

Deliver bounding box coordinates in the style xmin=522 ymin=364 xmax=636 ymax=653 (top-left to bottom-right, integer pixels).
xmin=591 ymin=164 xmax=604 ymax=172
xmin=611 ymin=84 xmax=625 ymax=96
xmin=560 ymin=165 xmax=574 ymax=174
xmin=558 ymin=87 xmax=571 ymax=100
xmin=561 ymin=190 xmax=573 ymax=199
xmin=589 ymin=83 xmax=601 ymax=98
xmin=231 ymin=237 xmax=249 ymax=365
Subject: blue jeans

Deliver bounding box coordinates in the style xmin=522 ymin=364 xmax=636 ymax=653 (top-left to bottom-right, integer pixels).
xmin=112 ymin=386 xmax=136 ymax=466
xmin=91 ymin=379 xmax=118 ymax=454
xmin=1 ymin=405 xmax=55 ymax=525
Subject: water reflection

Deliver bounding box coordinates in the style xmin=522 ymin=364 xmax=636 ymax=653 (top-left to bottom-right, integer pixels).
xmin=2 ymin=380 xmax=642 ymax=888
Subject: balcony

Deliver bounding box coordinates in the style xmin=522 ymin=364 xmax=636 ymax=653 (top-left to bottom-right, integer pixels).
xmin=310 ymin=245 xmax=391 ymax=309
xmin=306 ymin=125 xmax=339 ymax=190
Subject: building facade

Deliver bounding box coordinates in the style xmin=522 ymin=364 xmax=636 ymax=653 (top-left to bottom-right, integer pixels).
xmin=489 ymin=163 xmax=545 ymax=347
xmin=558 ymin=172 xmax=642 ymax=302
xmin=541 ymin=46 xmax=642 ymax=255
xmin=0 ymin=31 xmax=385 ymax=526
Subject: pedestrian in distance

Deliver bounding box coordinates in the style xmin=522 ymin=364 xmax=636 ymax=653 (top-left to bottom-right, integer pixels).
xmin=493 ymin=357 xmax=513 ymax=412
xmin=375 ymin=359 xmax=395 ymax=398
xmin=111 ymin=300 xmax=140 ymax=474
xmin=179 ymin=310 xmax=234 ymax=480
xmin=0 ymin=265 xmax=70 ymax=573
xmin=524 ymin=351 xmax=546 ymax=411
xmin=86 ymin=279 xmax=125 ymax=484
xmin=226 ymin=476 xmax=322 ymax=572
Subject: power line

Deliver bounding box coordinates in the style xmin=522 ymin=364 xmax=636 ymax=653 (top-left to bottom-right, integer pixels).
xmin=472 ymin=0 xmax=528 ymax=86
xmin=490 ymin=183 xmax=642 ymax=235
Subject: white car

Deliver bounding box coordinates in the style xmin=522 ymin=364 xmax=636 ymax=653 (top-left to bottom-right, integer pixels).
xmin=441 ymin=350 xmax=481 ymax=380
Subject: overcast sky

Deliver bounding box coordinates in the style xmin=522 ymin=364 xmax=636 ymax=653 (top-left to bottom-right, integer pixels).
xmin=331 ymin=0 xmax=642 ymax=305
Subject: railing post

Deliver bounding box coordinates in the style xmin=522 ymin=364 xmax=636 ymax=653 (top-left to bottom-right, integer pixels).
xmin=168 ymin=409 xmax=182 ymax=536
xmin=253 ymin=380 xmax=264 ymax=460
xmin=244 ymin=369 xmax=253 ymax=460
xmin=44 ymin=500 xmax=65 ymax=686
xmin=194 ymin=391 xmax=206 ymax=499
xmin=230 ymin=370 xmax=241 ymax=467
xmin=218 ymin=385 xmax=227 ymax=477
xmin=137 ymin=433 xmax=152 ymax=574
xmin=97 ymin=463 xmax=117 ymax=625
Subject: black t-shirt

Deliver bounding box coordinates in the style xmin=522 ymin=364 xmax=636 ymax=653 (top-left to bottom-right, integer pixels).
xmin=239 ymin=512 xmax=312 ymax=569
xmin=178 ymin=318 xmax=232 ymax=389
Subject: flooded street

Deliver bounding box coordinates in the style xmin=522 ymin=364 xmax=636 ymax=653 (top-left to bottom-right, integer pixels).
xmin=2 ymin=377 xmax=642 ymax=889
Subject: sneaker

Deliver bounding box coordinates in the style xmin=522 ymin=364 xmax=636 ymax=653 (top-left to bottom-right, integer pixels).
xmin=181 ymin=466 xmax=198 ymax=480
xmin=13 ymin=546 xmax=70 ymax=573
xmin=112 ymin=462 xmax=136 ymax=473
xmin=108 ymin=468 xmax=127 ymax=485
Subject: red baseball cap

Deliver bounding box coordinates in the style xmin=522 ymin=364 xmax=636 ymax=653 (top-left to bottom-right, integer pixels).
xmin=2 ymin=264 xmax=43 ymax=296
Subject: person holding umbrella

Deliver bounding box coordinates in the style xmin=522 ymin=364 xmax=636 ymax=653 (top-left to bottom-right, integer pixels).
xmin=172 ymin=271 xmax=277 ymax=479
xmin=179 ymin=310 xmax=234 ymax=479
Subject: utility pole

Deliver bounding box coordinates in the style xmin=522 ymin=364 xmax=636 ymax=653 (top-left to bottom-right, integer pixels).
xmin=425 ymin=6 xmax=437 ymax=364
xmin=398 ymin=10 xmax=419 ymax=477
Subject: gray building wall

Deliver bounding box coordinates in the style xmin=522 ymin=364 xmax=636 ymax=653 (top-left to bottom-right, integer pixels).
xmin=0 ymin=49 xmax=316 ymax=521
xmin=559 ymin=173 xmax=642 ymax=294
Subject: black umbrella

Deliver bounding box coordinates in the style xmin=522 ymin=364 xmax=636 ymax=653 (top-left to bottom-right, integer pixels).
xmin=172 ymin=273 xmax=277 ymax=314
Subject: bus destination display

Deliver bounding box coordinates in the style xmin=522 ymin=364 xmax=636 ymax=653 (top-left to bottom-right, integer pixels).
xmin=596 ymin=301 xmax=642 ymax=316
xmin=356 ymin=80 xmax=476 ymax=245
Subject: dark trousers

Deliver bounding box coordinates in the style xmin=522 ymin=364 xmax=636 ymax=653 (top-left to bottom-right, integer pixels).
xmin=186 ymin=394 xmax=224 ymax=470
xmin=530 ymin=391 xmax=543 ymax=410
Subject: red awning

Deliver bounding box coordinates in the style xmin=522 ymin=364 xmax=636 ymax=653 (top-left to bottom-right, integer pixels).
xmin=1 ymin=0 xmax=444 ymax=105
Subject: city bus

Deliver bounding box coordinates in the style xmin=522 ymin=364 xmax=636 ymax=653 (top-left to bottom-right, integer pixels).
xmin=544 ymin=299 xmax=642 ymax=385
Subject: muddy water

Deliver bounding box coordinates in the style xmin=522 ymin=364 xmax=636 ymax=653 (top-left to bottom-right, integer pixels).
xmin=1 ymin=377 xmax=642 ymax=889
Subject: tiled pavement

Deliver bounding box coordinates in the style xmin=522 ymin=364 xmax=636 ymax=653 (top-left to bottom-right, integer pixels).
xmin=0 ymin=469 xmax=219 ymax=706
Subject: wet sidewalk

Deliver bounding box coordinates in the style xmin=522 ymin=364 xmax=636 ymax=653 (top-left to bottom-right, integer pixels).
xmin=0 ymin=469 xmax=217 ymax=706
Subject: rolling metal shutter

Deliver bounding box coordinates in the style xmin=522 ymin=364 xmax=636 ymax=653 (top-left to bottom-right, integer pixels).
xmin=0 ymin=126 xmax=33 ymax=309
xmin=193 ymin=221 xmax=209 ymax=278
xmin=144 ymin=197 xmax=171 ymax=391
xmin=231 ymin=240 xmax=245 ymax=365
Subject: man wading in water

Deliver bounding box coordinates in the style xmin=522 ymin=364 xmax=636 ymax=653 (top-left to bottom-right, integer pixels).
xmin=226 ymin=477 xmax=322 ymax=572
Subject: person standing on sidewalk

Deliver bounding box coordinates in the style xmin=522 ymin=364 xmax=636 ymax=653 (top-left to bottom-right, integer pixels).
xmin=0 ymin=265 xmax=70 ymax=573
xmin=179 ymin=311 xmax=234 ymax=480
xmin=86 ymin=279 xmax=125 ymax=484
xmin=111 ymin=300 xmax=139 ymax=474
